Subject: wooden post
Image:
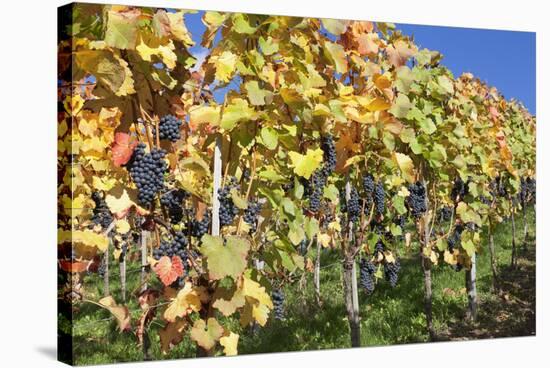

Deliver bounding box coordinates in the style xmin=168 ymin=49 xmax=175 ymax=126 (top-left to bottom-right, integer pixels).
xmin=103 ymin=239 xmax=110 ymax=297
xmin=510 ymin=201 xmax=517 ymax=268
xmin=120 ymin=249 xmax=126 ymax=303
xmin=521 ymin=201 xmax=529 ymax=252
xmin=141 ymin=230 xmax=149 ymax=293
xmin=487 ymin=218 xmax=500 ymax=291
xmin=343 ymin=180 xmax=360 ymax=347
xmin=314 ymin=241 xmax=321 ymax=306
xmin=198 ymin=135 xmax=222 ymax=358
xmin=465 ymin=252 xmax=478 ymax=320
xmin=421 ymin=181 xmax=435 ymax=341
xmin=211 ymin=135 xmax=222 ymax=237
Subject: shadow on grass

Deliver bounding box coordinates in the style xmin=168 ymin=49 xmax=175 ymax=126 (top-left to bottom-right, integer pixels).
xmin=443 ymin=242 xmax=535 ymax=340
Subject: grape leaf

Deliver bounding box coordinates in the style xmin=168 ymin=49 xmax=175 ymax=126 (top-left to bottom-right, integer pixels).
xmin=104 ymin=8 xmax=140 ymax=49
xmin=212 ymin=284 xmax=245 ymax=316
xmin=324 ymin=41 xmax=348 ymax=73
xmin=245 ymin=81 xmax=269 ymax=106
xmin=389 ymin=94 xmax=413 ymax=119
xmin=210 ymin=51 xmax=238 ymax=83
xmin=220 ymin=332 xmax=239 ymax=356
xmin=393 ymin=152 xmax=415 ymax=183
xmin=111 ymin=132 xmax=137 ymax=167
xmin=322 ymin=19 xmax=349 ymax=35
xmin=98 ymin=296 xmax=131 ymax=332
xmin=164 ymin=281 xmax=203 ymax=321
xmin=239 ymin=275 xmax=274 ymax=327
xmin=189 ymin=105 xmax=221 ymax=129
xmin=220 ymin=98 xmax=255 ymax=131
xmin=288 ymin=149 xmax=324 ymax=179
xmin=190 ymin=318 xmax=224 ymax=351
xmin=153 ymin=256 xmax=184 ymax=287
xmin=159 ymin=320 xmax=187 ymax=354
xmin=200 ymin=235 xmax=250 ymax=280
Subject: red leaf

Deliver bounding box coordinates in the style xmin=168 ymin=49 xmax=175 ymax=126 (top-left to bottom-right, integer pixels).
xmin=154 ymin=256 xmax=184 ymax=286
xmin=112 ymin=132 xmax=137 ymax=167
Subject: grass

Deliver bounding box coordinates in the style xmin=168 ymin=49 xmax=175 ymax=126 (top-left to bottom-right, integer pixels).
xmin=69 ymin=206 xmax=536 ymax=365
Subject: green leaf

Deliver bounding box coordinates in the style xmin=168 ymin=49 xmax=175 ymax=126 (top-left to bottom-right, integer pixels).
xmin=392 ymin=195 xmax=407 ymax=215
xmin=288 ymin=224 xmax=305 ymax=246
xmin=221 ymin=98 xmax=255 ymax=131
xmin=105 ymin=9 xmax=139 ymax=49
xmin=232 ymin=14 xmax=256 ymax=34
xmin=390 ymin=223 xmax=403 ymax=236
xmin=281 ymin=198 xmax=296 ymax=217
xmin=211 ymin=51 xmax=238 ymax=83
xmin=288 ymin=149 xmax=324 ymax=179
xmin=230 ymin=188 xmax=248 ymax=210
xmin=462 ymin=239 xmax=475 ymax=257
xmin=389 ymin=94 xmax=413 ymax=119
xmin=304 ymin=218 xmax=319 ymax=240
xmin=258 ymin=167 xmax=284 ymax=182
xmin=245 ymin=81 xmax=269 ymax=106
xmin=324 ymin=41 xmax=348 ymax=74
xmin=259 ymin=36 xmax=279 ymax=55
xmin=419 ymin=117 xmax=437 ymax=135
xmin=323 ymin=184 xmax=339 ymax=203
xmin=260 ymin=127 xmax=278 ymax=150
xmin=321 ymin=19 xmax=349 ymax=35
xmin=201 ymin=235 xmax=250 ymax=280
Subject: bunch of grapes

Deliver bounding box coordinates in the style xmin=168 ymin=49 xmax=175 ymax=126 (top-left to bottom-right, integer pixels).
xmin=359 ymin=258 xmax=376 ymax=294
xmin=491 ymin=176 xmax=508 ymax=198
xmin=271 ymin=288 xmax=285 ymax=321
xmin=447 ymin=224 xmax=464 ymax=252
xmin=384 ymin=259 xmax=401 ymax=287
xmin=153 ymin=114 xmax=182 ymax=142
xmin=451 ymin=177 xmax=469 ymax=202
xmin=218 ymin=177 xmax=240 ymax=227
xmin=153 ymin=232 xmax=188 ymax=261
xmin=90 ymin=191 xmax=113 ymax=229
xmin=406 ymin=181 xmax=427 ymax=218
xmin=188 ymin=212 xmax=211 ymax=239
xmin=374 ymin=182 xmax=385 ymax=216
xmin=374 ymin=239 xmax=385 ymax=256
xmin=361 ymin=174 xmax=375 ymax=214
xmin=347 ymin=186 xmax=361 ymax=222
xmin=321 ymin=134 xmax=336 ymax=177
xmin=243 ymin=200 xmax=262 ymax=232
xmin=161 ymin=189 xmax=189 ymax=224
xmin=438 ymin=206 xmax=453 ymax=222
xmin=128 ymin=143 xmax=167 ymax=205
xmin=298 ymin=238 xmax=308 ymax=256
xmin=307 ymin=172 xmax=325 ymax=213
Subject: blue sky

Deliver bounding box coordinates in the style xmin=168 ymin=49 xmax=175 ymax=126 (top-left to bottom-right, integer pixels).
xmin=182 ymin=11 xmax=536 ymax=114
xmin=397 ymin=23 xmax=536 ymax=114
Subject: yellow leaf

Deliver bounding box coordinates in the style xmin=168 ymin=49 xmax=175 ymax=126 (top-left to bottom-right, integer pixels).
xmin=115 ymin=219 xmax=130 ymax=234
xmin=92 ymin=176 xmax=117 ymax=191
xmin=136 ymin=40 xmax=177 ymax=69
xmin=318 ymin=233 xmax=332 ymax=248
xmin=78 ymin=116 xmax=97 ymax=137
xmin=189 ymin=105 xmax=221 ymax=127
xmin=366 ymin=97 xmax=391 ymax=112
xmin=190 ymin=318 xmax=224 ymax=351
xmin=393 ymin=152 xmax=415 ymax=184
xmin=210 ymin=51 xmax=238 ymax=83
xmin=324 ymin=41 xmax=348 ymax=74
xmin=220 ymin=332 xmax=239 ymax=356
xmin=59 ymin=229 xmax=109 ymax=252
xmin=164 ymin=282 xmax=203 ymax=322
xmin=288 ymin=149 xmax=324 ymax=179
xmin=64 ymin=94 xmax=84 ymax=116
xmin=328 ymin=220 xmax=342 ymax=232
